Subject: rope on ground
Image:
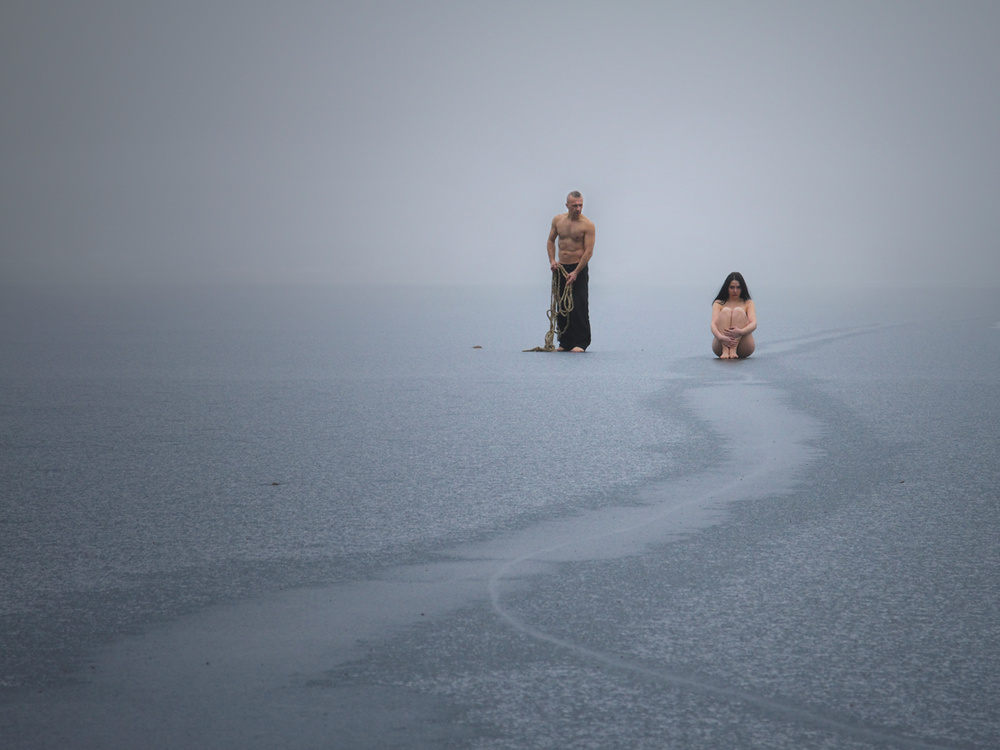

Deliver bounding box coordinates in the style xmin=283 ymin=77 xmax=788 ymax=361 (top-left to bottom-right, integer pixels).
xmin=523 ymin=266 xmax=574 ymax=352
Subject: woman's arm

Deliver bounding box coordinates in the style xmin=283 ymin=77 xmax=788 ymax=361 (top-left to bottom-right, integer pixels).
xmin=710 ymin=302 xmax=724 ymax=339
xmin=739 ymin=301 xmax=757 ymax=336
xmin=711 ymin=301 xmax=735 ymax=343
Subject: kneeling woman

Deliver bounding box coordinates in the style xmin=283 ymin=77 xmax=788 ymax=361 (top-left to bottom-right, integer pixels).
xmin=711 ymin=272 xmax=756 ymax=359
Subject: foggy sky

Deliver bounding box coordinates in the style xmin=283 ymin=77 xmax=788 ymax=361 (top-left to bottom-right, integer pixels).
xmin=3 ymin=0 xmax=999 ymax=288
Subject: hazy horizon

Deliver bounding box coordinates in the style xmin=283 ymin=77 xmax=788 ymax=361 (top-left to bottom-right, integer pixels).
xmin=3 ymin=1 xmax=999 ymax=290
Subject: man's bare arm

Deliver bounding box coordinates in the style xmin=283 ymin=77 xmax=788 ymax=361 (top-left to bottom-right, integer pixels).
xmin=547 ymin=220 xmax=559 ymax=270
xmin=566 ymin=222 xmax=595 ymax=283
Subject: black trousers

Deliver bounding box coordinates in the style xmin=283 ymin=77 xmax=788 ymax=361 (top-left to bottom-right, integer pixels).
xmin=557 ymin=263 xmax=591 ymax=351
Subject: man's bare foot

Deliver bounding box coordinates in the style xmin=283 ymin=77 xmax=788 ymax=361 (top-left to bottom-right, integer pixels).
xmin=556 ymin=347 xmax=565 ymax=351
xmin=570 ymin=347 xmax=585 ymax=352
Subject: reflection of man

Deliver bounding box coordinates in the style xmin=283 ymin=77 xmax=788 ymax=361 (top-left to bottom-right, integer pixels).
xmin=546 ymin=191 xmax=595 ymax=351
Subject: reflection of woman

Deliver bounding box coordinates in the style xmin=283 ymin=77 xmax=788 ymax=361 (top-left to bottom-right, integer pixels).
xmin=711 ymin=272 xmax=756 ymax=359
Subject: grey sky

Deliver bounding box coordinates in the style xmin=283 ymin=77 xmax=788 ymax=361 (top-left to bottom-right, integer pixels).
xmin=3 ymin=1 xmax=998 ymax=288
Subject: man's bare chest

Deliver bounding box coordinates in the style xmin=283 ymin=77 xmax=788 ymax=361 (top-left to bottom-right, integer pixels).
xmin=556 ymin=220 xmax=587 ymax=244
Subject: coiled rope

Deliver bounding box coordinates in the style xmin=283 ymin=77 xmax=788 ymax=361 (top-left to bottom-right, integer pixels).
xmin=523 ymin=266 xmax=574 ymax=352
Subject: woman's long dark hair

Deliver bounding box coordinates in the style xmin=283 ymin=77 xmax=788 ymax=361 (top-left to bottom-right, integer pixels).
xmin=714 ymin=271 xmax=751 ymax=303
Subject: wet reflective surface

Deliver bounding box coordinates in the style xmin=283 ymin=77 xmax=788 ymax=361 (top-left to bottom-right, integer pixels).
xmin=2 ymin=285 xmax=997 ymax=748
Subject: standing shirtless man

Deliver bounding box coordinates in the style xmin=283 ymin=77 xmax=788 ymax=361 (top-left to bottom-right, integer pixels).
xmin=547 ymin=191 xmax=596 ymax=352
